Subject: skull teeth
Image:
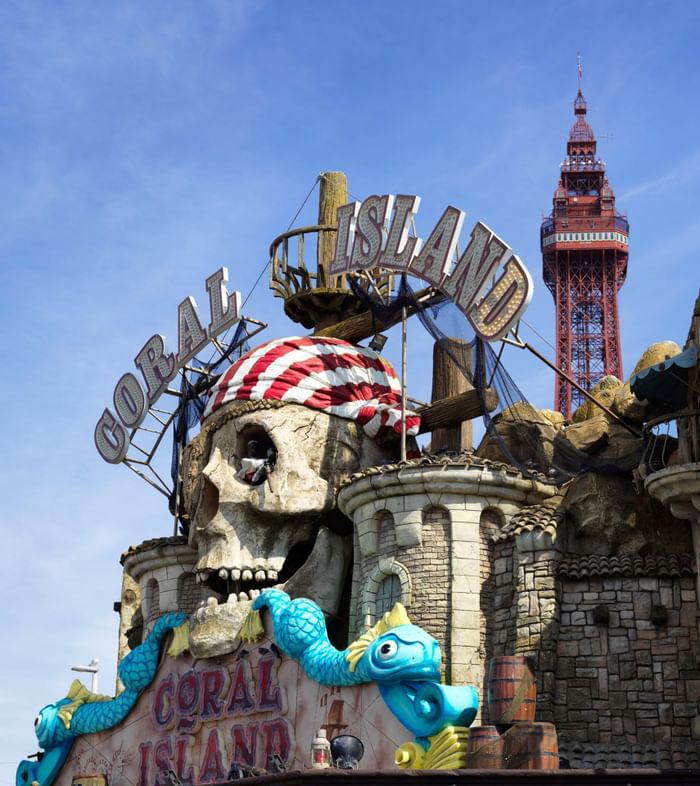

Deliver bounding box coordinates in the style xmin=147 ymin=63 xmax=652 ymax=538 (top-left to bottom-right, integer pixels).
xmin=198 ymin=566 xmax=280 ymax=580
xmin=197 ymin=587 xmax=267 ymax=610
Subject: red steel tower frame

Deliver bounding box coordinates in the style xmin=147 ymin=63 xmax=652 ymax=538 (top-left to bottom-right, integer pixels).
xmin=541 ymin=81 xmax=629 ymax=419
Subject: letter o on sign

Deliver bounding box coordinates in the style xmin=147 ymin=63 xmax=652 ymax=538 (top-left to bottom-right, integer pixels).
xmin=113 ymin=372 xmax=148 ymax=428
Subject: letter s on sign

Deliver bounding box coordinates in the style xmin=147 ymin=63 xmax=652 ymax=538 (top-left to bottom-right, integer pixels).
xmin=95 ymin=408 xmax=128 ymax=464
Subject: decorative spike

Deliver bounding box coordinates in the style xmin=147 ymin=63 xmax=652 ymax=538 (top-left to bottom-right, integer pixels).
xmin=239 ymin=608 xmax=264 ymax=643
xmin=167 ymin=621 xmax=190 ymax=657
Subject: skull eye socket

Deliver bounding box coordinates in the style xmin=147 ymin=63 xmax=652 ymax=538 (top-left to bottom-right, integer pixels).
xmin=237 ymin=427 xmax=276 ymax=464
xmin=236 ymin=427 xmax=277 ymax=485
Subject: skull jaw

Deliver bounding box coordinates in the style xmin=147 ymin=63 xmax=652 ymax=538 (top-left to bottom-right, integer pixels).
xmin=188 ymin=525 xmax=351 ymax=658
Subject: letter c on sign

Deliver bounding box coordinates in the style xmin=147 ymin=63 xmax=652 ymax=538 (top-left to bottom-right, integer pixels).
xmin=153 ymin=674 xmax=175 ymax=729
xmin=95 ymin=408 xmax=128 ymax=464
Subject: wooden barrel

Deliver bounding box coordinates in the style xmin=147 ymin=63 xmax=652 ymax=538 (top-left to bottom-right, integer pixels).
xmin=487 ymin=655 xmax=537 ymax=724
xmin=502 ymin=722 xmax=559 ymax=770
xmin=467 ymin=726 xmax=504 ymax=769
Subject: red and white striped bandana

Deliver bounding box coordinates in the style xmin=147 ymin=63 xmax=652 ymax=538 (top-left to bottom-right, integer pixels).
xmin=203 ymin=336 xmax=420 ymax=439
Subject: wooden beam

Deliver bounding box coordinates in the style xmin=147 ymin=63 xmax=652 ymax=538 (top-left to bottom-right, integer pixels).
xmin=317 ymin=172 xmax=347 ymax=283
xmin=416 ymin=386 xmax=499 ymax=435
xmin=431 ymin=338 xmax=473 ymax=451
xmin=314 ymin=287 xmax=440 ymax=343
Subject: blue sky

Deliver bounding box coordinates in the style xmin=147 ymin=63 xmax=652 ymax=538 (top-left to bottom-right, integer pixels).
xmin=2 ymin=1 xmax=700 ymax=781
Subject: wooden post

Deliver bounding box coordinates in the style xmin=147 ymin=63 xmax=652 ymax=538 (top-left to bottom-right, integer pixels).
xmin=430 ymin=339 xmax=473 ymax=452
xmin=317 ymin=171 xmax=348 ymax=287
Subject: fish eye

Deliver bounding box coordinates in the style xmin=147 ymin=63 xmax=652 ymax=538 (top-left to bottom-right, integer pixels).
xmin=377 ymin=639 xmax=398 ymax=661
xmin=34 ymin=716 xmax=40 ymax=728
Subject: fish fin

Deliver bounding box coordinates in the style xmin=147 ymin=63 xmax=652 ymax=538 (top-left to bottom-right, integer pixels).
xmin=395 ymin=740 xmax=426 ymax=769
xmin=422 ymin=726 xmax=470 ymax=770
xmin=167 ymin=620 xmax=190 ymax=657
xmin=346 ymin=603 xmax=411 ymax=672
xmin=57 ymin=681 xmax=111 ymax=729
xmin=240 ymin=608 xmax=264 ymax=643
xmin=65 ymin=679 xmax=88 ymax=701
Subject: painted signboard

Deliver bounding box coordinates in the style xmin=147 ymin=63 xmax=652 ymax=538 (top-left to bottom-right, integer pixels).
xmin=55 ymin=639 xmax=406 ymax=786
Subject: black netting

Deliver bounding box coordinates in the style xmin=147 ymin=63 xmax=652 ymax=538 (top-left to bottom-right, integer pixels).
xmin=169 ymin=320 xmax=251 ymax=530
xmin=349 ymin=275 xmax=631 ymax=484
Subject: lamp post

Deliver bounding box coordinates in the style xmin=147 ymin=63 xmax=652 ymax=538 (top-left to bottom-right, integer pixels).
xmin=71 ymin=658 xmax=100 ymax=693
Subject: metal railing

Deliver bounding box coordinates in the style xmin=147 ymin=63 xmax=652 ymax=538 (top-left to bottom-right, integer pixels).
xmin=269 ymin=224 xmax=393 ymax=303
xmin=640 ymin=409 xmax=700 ymax=473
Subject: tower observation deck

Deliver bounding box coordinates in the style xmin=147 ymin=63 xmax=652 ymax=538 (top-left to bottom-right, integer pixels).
xmin=541 ymin=79 xmax=629 ymax=419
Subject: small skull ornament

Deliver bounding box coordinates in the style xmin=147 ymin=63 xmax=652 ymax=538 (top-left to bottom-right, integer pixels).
xmin=181 ymin=399 xmax=389 ymax=657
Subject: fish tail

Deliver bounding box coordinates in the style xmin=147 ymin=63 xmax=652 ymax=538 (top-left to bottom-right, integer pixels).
xmin=119 ymin=612 xmax=187 ymax=691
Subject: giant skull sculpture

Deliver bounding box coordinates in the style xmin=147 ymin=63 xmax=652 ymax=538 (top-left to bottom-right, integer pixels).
xmin=181 ymin=337 xmax=420 ymax=657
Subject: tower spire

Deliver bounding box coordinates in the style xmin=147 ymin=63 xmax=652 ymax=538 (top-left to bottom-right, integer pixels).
xmin=540 ymin=74 xmax=629 ymax=419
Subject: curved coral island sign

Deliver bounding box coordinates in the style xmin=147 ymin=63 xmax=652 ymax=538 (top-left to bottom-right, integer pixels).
xmin=93 ymin=193 xmax=533 ymax=470
xmin=329 ymin=194 xmax=533 ymax=342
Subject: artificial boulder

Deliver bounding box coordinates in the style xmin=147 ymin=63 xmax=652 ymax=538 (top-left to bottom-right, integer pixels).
xmin=552 ymin=414 xmax=644 ymax=475
xmin=611 ymin=382 xmax=648 ymax=423
xmin=572 ymin=375 xmax=622 ymax=423
xmin=476 ymin=401 xmax=559 ymax=473
xmin=560 ymin=472 xmax=692 ymax=556
xmin=630 ymin=340 xmax=683 ymax=379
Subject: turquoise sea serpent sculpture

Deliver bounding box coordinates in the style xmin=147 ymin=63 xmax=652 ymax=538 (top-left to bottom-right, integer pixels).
xmin=17 ymin=612 xmax=187 ymax=786
xmin=241 ymin=588 xmax=478 ymax=769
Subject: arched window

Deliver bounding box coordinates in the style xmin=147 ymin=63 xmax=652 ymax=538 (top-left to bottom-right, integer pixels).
xmin=177 ymin=572 xmax=198 ymax=615
xmin=376 ymin=574 xmax=402 ymax=616
xmin=360 ymin=558 xmax=411 ymax=629
xmin=479 ymin=508 xmax=503 ymax=685
xmin=144 ymin=578 xmax=160 ymax=623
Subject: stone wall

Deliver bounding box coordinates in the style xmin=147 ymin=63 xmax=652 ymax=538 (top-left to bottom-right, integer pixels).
xmin=121 ymin=536 xmax=201 ymax=638
xmin=489 ymin=539 xmax=517 ymax=659
xmin=554 ymin=554 xmax=699 ymax=762
xmin=354 ymin=506 xmax=452 ymax=655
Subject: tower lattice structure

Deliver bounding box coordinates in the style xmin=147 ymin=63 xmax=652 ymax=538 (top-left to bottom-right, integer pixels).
xmin=541 ymin=82 xmax=629 ymax=419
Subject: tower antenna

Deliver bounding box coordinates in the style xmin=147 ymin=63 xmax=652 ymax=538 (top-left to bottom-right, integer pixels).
xmin=577 ymin=52 xmax=582 ymax=92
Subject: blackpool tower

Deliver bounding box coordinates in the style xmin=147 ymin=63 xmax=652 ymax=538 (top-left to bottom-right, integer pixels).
xmin=541 ymin=70 xmax=629 ymax=419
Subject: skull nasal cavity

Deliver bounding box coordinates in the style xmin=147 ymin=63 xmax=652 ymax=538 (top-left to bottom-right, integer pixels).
xmin=197 ymin=476 xmax=220 ymax=524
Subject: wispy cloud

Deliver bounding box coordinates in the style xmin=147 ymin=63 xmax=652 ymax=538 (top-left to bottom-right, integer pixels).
xmin=621 ymin=148 xmax=700 ymax=201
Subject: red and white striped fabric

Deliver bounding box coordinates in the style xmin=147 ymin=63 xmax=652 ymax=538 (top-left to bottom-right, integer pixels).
xmin=203 ymin=336 xmax=420 ymax=439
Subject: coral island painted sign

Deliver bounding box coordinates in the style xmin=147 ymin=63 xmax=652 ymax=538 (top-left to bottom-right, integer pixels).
xmin=49 ymin=642 xmax=408 ymax=786
xmin=330 ymin=195 xmax=533 ymax=342
xmin=139 ymin=650 xmax=290 ymax=784
xmin=25 ymin=597 xmax=476 ymax=786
